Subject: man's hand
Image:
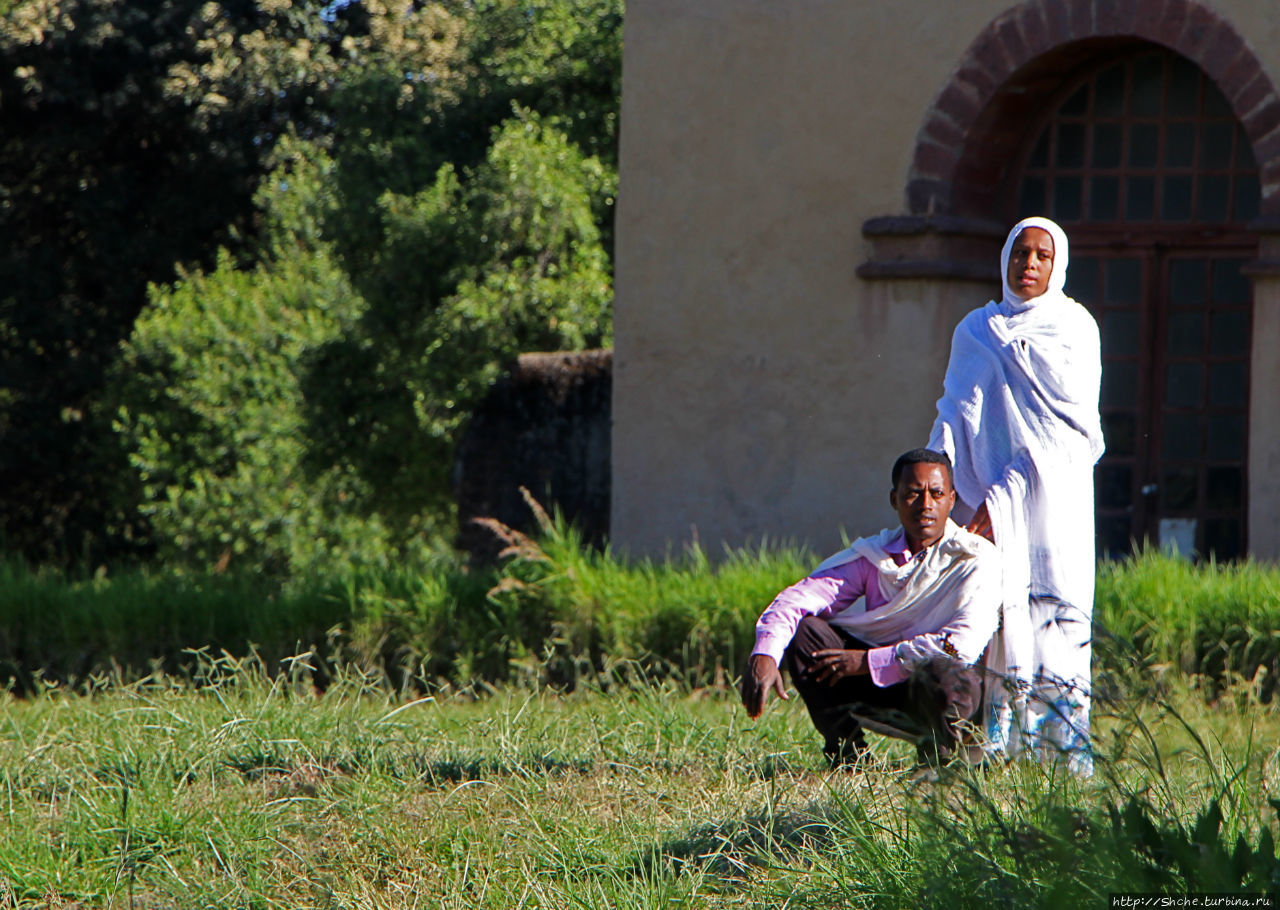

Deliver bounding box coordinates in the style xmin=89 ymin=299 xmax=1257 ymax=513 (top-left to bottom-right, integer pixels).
xmin=740 ymin=654 xmax=788 ymax=718
xmin=966 ymin=501 xmax=995 ymax=542
xmin=808 ymin=648 xmax=870 ymax=684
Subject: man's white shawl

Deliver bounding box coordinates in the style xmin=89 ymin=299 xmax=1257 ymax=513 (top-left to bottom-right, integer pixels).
xmin=812 ymin=519 xmax=1000 ymax=671
xmin=927 ymin=217 xmax=1104 ymax=748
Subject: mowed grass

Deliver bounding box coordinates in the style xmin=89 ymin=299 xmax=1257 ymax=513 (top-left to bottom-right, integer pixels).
xmin=0 ymin=665 xmax=817 ymax=908
xmin=2 ymin=658 xmax=1278 ymax=908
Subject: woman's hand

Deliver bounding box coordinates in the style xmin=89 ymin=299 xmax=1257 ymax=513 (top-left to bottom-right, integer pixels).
xmin=966 ymin=501 xmax=994 ymax=542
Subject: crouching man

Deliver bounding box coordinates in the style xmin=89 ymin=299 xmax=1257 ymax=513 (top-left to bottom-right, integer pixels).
xmin=740 ymin=449 xmax=1001 ymax=768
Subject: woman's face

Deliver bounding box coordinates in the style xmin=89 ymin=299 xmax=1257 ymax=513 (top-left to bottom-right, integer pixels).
xmin=1006 ymin=226 xmax=1055 ymax=299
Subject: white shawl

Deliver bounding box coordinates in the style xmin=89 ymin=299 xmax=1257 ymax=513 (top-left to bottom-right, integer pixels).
xmin=812 ymin=519 xmax=1000 ymax=671
xmin=927 ymin=217 xmax=1104 ymax=739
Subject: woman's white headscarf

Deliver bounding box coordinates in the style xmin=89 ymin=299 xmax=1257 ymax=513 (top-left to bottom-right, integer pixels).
xmin=928 ymin=216 xmax=1104 ymax=760
xmin=999 ymin=216 xmax=1070 ymax=310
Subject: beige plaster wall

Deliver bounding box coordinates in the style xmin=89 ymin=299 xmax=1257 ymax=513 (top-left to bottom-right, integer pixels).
xmin=613 ymin=1 xmax=1010 ymax=556
xmin=1249 ymin=274 xmax=1280 ymax=561
xmin=1215 ymin=0 xmax=1280 ymax=84
xmin=1225 ymin=0 xmax=1280 ymax=561
xmin=613 ymin=0 xmax=1280 ymax=559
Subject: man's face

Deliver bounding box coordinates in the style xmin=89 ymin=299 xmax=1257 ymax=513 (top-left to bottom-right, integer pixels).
xmin=890 ymin=463 xmax=956 ymax=551
xmin=1006 ymin=226 xmax=1055 ymax=299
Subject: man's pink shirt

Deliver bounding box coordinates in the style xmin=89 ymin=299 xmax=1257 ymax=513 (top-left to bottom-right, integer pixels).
xmin=752 ymin=531 xmax=915 ymax=687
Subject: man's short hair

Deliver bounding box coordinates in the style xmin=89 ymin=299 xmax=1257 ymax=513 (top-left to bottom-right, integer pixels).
xmin=891 ymin=448 xmax=954 ymax=488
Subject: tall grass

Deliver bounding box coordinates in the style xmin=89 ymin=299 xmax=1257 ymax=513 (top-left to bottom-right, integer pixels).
xmin=1095 ymin=550 xmax=1280 ymax=699
xmin=0 ymin=559 xmax=349 ymax=691
xmin=0 ymin=513 xmax=811 ymax=693
xmin=3 ymin=513 xmax=1280 ymax=698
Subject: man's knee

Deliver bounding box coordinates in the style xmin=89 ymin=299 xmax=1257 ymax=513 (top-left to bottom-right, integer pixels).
xmin=923 ymin=660 xmax=982 ymax=723
xmin=781 ymin=616 xmax=829 ymax=677
xmin=791 ymin=615 xmax=841 ymax=653
xmin=904 ymin=661 xmax=983 ymax=762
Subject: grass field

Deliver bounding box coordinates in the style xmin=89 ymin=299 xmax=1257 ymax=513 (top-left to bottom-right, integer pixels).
xmin=2 ymin=655 xmax=1277 ymax=908
xmin=3 ymin=528 xmax=1280 ymax=906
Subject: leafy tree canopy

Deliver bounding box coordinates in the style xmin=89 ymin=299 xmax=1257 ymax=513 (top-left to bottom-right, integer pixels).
xmin=0 ymin=0 xmax=620 ymax=570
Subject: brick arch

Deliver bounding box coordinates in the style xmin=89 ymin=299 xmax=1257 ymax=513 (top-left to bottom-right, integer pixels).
xmin=908 ymin=0 xmax=1280 ymax=218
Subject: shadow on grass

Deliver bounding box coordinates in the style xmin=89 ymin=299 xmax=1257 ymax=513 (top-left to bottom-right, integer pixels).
xmin=626 ymin=801 xmax=839 ymax=884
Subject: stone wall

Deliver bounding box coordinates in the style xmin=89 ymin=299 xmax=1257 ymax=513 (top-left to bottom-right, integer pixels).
xmin=454 ymin=350 xmax=612 ymax=560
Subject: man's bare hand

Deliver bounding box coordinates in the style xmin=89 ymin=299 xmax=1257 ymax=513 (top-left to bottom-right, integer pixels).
xmin=740 ymin=653 xmax=788 ymax=718
xmin=808 ymin=648 xmax=870 ymax=684
xmin=966 ymin=501 xmax=994 ymax=542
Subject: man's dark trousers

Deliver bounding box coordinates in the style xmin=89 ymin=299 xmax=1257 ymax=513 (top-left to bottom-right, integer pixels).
xmin=782 ymin=615 xmax=971 ymax=766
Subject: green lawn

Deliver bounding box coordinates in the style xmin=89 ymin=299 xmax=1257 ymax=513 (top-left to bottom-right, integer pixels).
xmin=1 ymin=660 xmax=1276 ymax=908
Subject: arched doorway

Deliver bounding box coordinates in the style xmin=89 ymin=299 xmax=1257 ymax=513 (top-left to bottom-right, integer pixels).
xmin=1011 ymin=48 xmax=1258 ymax=559
xmin=859 ymin=0 xmax=1280 ymax=560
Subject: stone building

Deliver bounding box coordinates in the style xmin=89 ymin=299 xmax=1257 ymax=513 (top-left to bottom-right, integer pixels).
xmin=612 ymin=0 xmax=1280 ymax=562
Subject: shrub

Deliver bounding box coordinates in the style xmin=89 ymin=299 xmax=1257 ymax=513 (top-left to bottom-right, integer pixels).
xmin=110 ymin=246 xmax=407 ymax=577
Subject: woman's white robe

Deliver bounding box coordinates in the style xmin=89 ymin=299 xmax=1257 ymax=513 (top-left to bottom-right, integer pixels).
xmin=927 ymin=216 xmax=1105 ymax=772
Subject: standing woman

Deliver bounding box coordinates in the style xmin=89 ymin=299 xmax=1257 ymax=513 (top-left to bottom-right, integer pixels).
xmin=928 ymin=216 xmax=1104 ymax=772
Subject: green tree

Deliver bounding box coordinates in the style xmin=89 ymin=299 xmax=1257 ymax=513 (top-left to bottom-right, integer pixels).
xmin=0 ymin=0 xmax=470 ymax=564
xmin=1 ymin=0 xmax=621 ymax=570
xmin=103 ymin=1 xmax=621 ymax=574
xmin=108 ymin=137 xmax=413 ymax=576
xmin=0 ymin=0 xmax=327 ymax=562
xmin=302 ymin=112 xmax=614 ymax=524
xmin=113 ymin=250 xmax=383 ymax=576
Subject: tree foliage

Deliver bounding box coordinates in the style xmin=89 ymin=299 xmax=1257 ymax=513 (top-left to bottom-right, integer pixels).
xmin=0 ymin=0 xmax=621 ymax=572
xmin=113 ymin=249 xmax=381 ymax=575
xmin=301 ymin=112 xmax=613 ymax=533
xmin=0 ymin=0 xmax=361 ymax=561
